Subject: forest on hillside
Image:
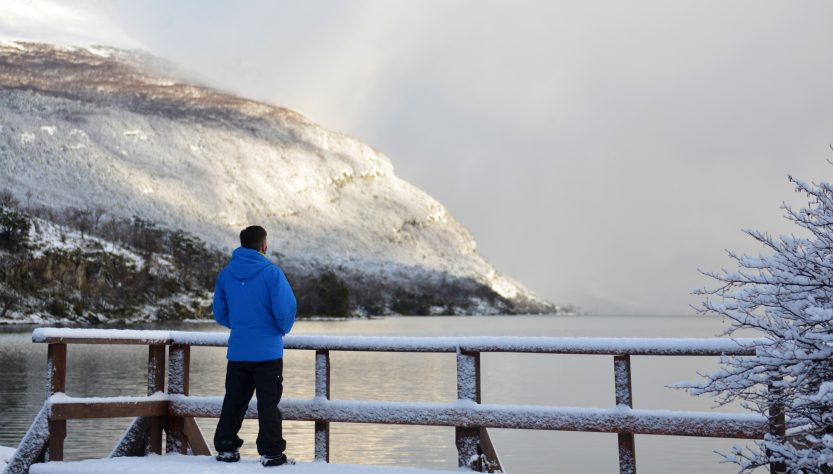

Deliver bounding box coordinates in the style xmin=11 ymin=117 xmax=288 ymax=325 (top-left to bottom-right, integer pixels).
xmin=0 ymin=190 xmax=518 ymax=323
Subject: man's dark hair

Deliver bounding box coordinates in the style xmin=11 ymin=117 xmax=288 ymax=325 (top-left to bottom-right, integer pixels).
xmin=240 ymin=225 xmax=267 ymax=250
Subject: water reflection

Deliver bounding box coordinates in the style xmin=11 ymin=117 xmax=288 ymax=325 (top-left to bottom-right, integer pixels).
xmin=0 ymin=316 xmax=755 ymax=473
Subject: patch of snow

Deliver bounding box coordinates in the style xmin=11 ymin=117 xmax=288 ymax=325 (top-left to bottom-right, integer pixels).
xmin=0 ymin=40 xmax=25 ymax=50
xmin=20 ymin=132 xmax=35 ymax=145
xmin=122 ymin=130 xmax=148 ymax=141
xmin=27 ymin=216 xmax=145 ymax=269
xmin=428 ymin=305 xmax=445 ymax=316
xmin=34 ymin=328 xmax=176 ymax=344
xmin=29 ymin=453 xmax=453 ymax=473
xmin=48 ymin=392 xmax=168 ymax=404
xmin=0 ymin=444 xmax=16 ymax=466
xmin=68 ymin=129 xmax=88 ymax=140
xmin=84 ymin=45 xmax=111 ymax=58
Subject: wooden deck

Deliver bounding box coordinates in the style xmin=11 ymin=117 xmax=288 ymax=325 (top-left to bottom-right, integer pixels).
xmin=27 ymin=454 xmax=453 ymax=474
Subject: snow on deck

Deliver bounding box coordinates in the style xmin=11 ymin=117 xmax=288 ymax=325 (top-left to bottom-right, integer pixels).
xmin=1 ymin=444 xmax=16 ymax=469
xmin=28 ymin=454 xmax=453 ymax=474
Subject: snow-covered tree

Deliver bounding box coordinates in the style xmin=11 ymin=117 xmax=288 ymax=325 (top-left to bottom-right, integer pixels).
xmin=690 ymin=174 xmax=833 ymax=473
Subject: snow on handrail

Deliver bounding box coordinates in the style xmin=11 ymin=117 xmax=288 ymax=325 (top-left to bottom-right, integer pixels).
xmin=31 ymin=393 xmax=769 ymax=439
xmin=35 ymin=393 xmax=768 ymax=439
xmin=31 ymin=327 xmax=762 ymax=355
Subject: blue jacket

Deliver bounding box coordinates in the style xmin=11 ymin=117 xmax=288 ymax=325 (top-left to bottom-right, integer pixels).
xmin=213 ymin=247 xmax=297 ymax=361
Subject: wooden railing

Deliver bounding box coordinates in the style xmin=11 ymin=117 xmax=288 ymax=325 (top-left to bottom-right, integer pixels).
xmin=4 ymin=328 xmax=785 ymax=474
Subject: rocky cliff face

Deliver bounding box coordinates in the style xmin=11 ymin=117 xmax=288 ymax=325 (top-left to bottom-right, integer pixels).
xmin=0 ymin=41 xmax=557 ymax=316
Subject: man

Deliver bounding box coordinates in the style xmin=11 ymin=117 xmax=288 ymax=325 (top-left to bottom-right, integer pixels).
xmin=213 ymin=225 xmax=297 ymax=467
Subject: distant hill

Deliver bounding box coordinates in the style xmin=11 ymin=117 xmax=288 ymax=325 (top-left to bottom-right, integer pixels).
xmin=0 ymin=41 xmax=560 ymax=321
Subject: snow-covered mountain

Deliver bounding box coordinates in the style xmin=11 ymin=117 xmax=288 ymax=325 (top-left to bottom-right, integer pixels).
xmin=0 ymin=41 xmax=557 ymax=315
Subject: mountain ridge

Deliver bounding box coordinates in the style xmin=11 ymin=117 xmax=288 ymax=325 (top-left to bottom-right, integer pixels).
xmin=0 ymin=40 xmax=560 ymax=318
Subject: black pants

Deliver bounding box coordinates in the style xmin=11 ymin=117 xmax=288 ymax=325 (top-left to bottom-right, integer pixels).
xmin=213 ymin=358 xmax=286 ymax=456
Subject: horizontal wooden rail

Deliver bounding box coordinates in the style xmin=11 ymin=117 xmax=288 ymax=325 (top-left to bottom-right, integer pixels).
xmin=32 ymin=328 xmax=761 ymax=356
xmin=40 ymin=394 xmax=769 ymax=440
xmin=173 ymin=396 xmax=769 ymax=439
xmin=49 ymin=400 xmax=168 ymax=420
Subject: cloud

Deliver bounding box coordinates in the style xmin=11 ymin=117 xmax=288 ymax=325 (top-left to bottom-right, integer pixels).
xmin=0 ymin=0 xmax=142 ymax=48
xmin=2 ymin=0 xmax=832 ymax=314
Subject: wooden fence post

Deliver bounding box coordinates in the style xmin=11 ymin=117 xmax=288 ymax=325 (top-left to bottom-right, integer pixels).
xmin=46 ymin=343 xmax=67 ymax=462
xmin=314 ymin=350 xmax=331 ymax=462
xmin=168 ymin=343 xmax=210 ymax=456
xmin=456 ymin=349 xmax=482 ymax=471
xmin=614 ymin=355 xmax=636 ymax=474
xmin=147 ymin=344 xmax=166 ymax=455
xmin=167 ymin=344 xmax=190 ymax=454
xmin=768 ymin=383 xmax=787 ymax=474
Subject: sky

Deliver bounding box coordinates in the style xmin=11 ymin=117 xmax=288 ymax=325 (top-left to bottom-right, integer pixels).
xmin=2 ymin=0 xmax=832 ymax=314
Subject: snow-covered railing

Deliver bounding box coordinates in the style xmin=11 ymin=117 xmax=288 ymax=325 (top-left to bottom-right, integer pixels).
xmin=8 ymin=328 xmax=781 ymax=474
xmin=168 ymin=395 xmax=768 ymax=438
xmin=31 ymin=328 xmax=763 ymax=355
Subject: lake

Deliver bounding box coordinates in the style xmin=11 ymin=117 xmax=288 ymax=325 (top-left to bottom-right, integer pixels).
xmin=0 ymin=314 xmax=755 ymax=473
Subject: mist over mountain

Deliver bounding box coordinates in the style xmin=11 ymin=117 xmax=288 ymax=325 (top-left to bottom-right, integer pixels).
xmin=0 ymin=41 xmax=560 ymax=321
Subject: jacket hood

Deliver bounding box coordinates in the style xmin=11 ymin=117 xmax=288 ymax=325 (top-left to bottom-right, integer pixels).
xmin=227 ymin=247 xmax=272 ymax=280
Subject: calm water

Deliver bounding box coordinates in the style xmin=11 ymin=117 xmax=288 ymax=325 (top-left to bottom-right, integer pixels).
xmin=0 ymin=315 xmax=757 ymax=473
